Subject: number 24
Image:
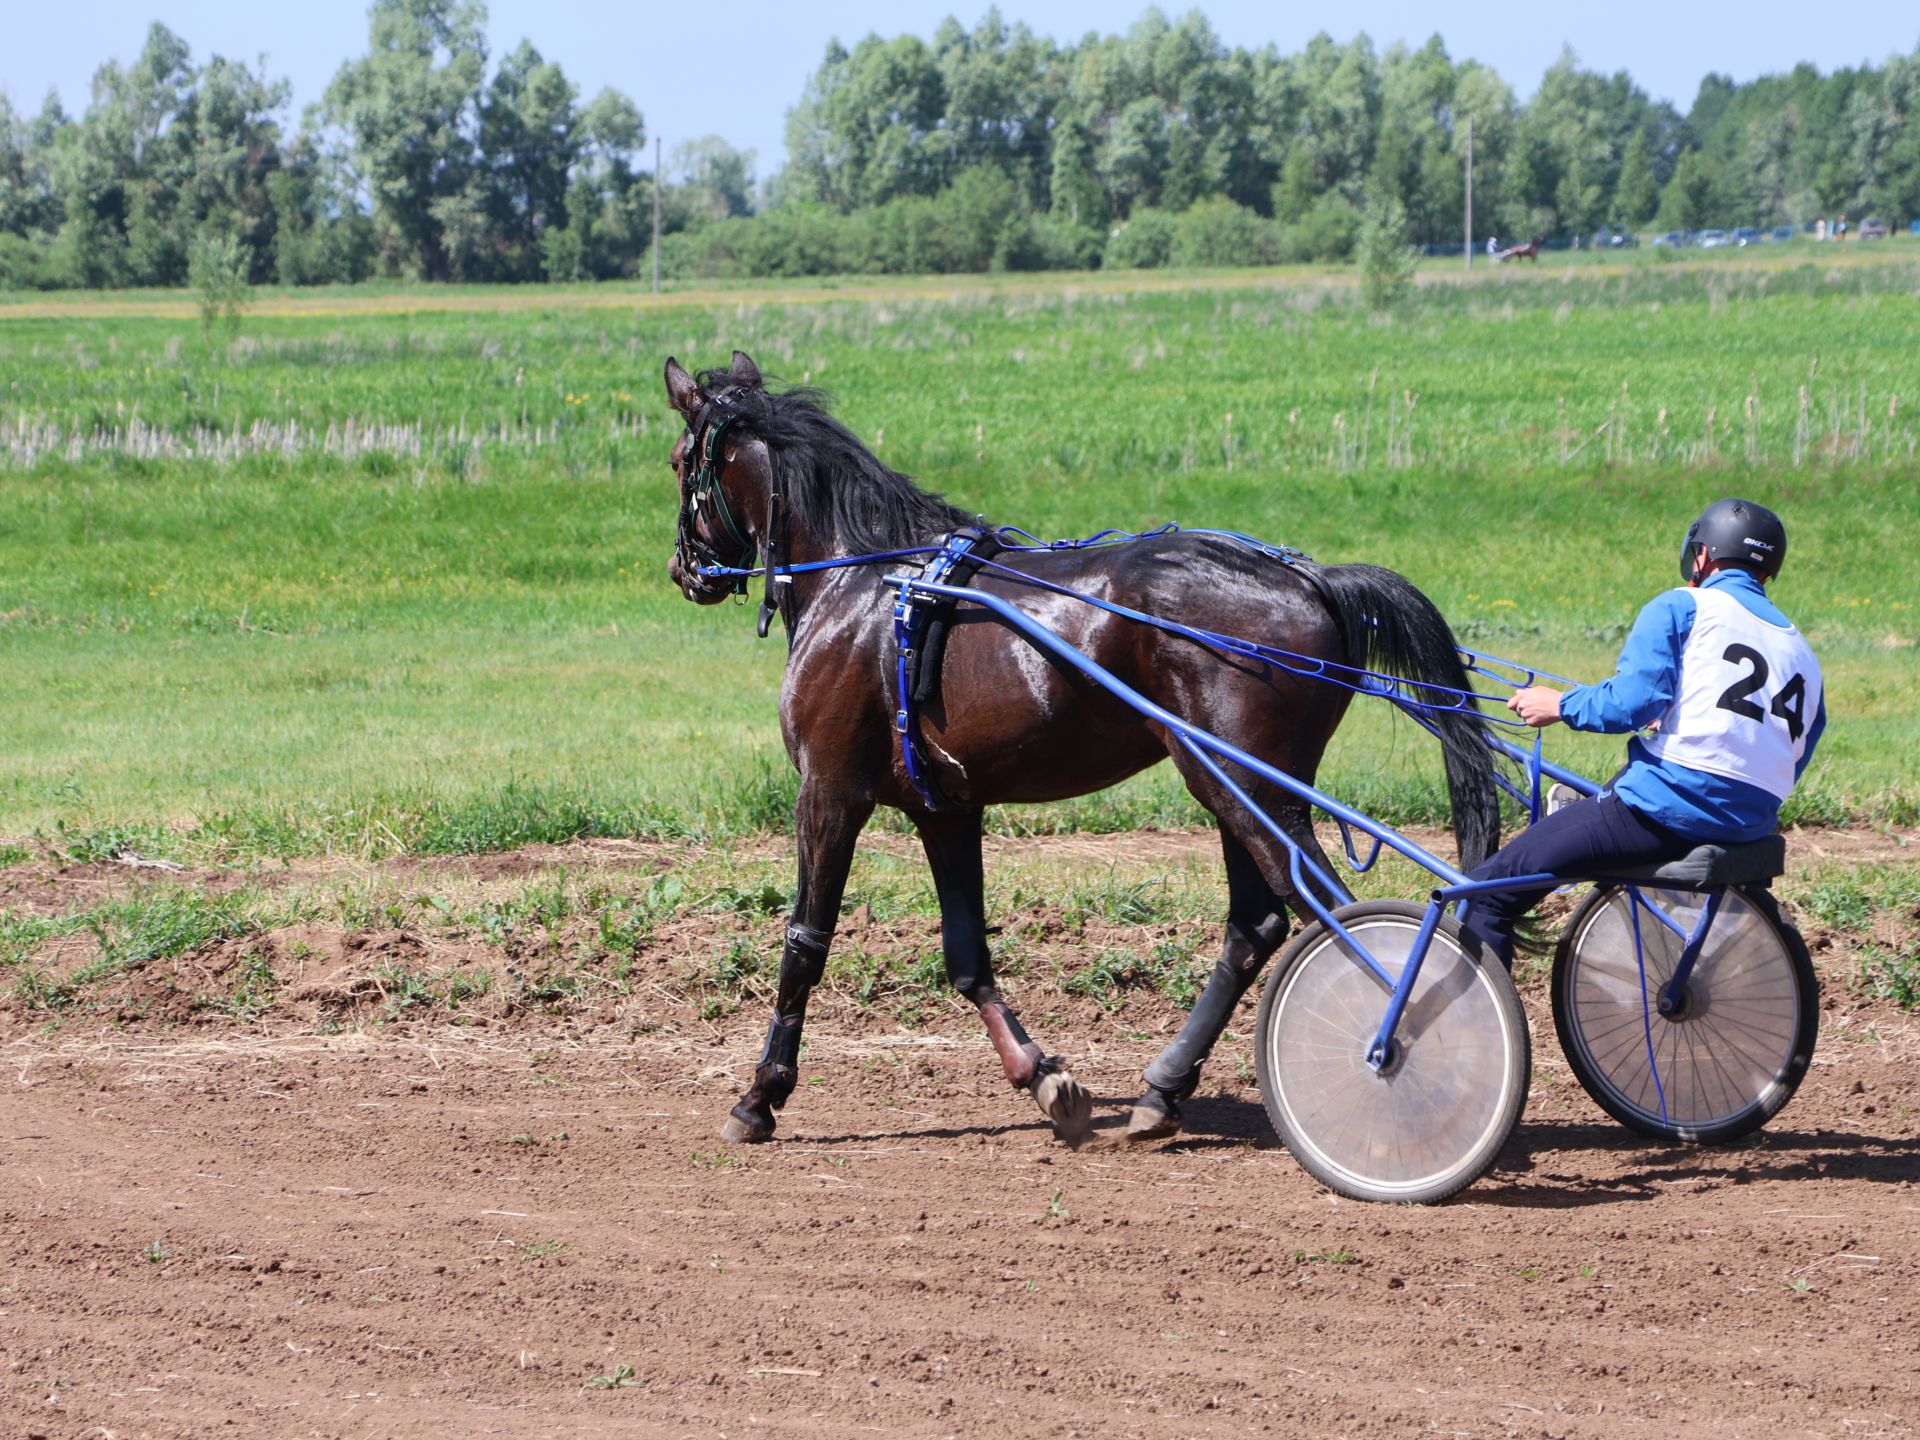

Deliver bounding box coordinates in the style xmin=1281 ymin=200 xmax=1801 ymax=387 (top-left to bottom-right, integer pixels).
xmin=1716 ymin=644 xmax=1808 ymax=741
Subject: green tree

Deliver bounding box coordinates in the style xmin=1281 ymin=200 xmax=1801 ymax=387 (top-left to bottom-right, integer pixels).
xmin=187 ymin=229 xmax=250 ymax=347
xmin=1357 ymin=188 xmax=1417 ymax=310
xmin=479 ymin=40 xmax=580 ymax=275
xmin=1658 ymin=148 xmax=1721 ymax=229
xmin=324 ymin=0 xmax=487 ymax=278
xmin=1614 ymin=129 xmax=1658 ymax=224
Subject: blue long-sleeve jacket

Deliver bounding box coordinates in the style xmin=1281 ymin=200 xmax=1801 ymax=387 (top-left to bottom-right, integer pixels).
xmin=1558 ymin=570 xmax=1826 ymax=842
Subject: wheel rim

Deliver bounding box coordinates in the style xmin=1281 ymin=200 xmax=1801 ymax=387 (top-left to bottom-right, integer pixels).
xmin=1565 ymin=888 xmax=1801 ymax=1130
xmin=1265 ymin=915 xmax=1518 ymax=1199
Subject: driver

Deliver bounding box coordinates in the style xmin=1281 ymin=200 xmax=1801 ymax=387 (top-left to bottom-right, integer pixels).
xmin=1458 ymin=498 xmax=1826 ymax=966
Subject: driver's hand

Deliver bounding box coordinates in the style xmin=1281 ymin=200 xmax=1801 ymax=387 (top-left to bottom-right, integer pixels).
xmin=1508 ymin=686 xmax=1564 ymax=728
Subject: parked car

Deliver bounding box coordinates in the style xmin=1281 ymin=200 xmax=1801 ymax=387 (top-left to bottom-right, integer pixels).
xmin=1697 ymin=229 xmax=1731 ymax=248
xmin=1732 ymin=227 xmax=1763 ymax=247
xmin=1652 ymin=230 xmax=1688 ymax=248
xmin=1765 ymin=226 xmax=1796 ymax=242
xmin=1859 ymin=217 xmax=1889 ymax=239
xmin=1592 ymin=225 xmax=1638 ymax=249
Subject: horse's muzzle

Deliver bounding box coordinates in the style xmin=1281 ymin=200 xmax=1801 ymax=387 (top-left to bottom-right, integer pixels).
xmin=668 ymin=552 xmax=734 ymax=605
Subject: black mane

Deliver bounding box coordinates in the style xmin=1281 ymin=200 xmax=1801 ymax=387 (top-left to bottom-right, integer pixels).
xmin=698 ymin=369 xmax=973 ymax=552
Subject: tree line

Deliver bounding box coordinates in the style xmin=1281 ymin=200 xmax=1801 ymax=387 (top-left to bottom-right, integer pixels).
xmin=3 ymin=2 xmax=1917 ymax=289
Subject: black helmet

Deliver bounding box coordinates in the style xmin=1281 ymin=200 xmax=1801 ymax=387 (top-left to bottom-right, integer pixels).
xmin=1680 ymin=497 xmax=1787 ymax=583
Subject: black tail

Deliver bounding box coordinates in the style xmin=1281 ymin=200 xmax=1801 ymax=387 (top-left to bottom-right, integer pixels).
xmin=1302 ymin=562 xmax=1503 ymax=870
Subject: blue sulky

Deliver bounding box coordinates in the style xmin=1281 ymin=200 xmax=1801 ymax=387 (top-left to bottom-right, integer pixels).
xmin=706 ymin=522 xmax=1816 ymax=1203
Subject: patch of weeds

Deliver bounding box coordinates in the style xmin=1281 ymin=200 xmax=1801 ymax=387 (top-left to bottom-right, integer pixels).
xmin=1578 ymin=1263 xmax=1599 ymax=1280
xmin=519 ymin=1239 xmax=568 ymax=1261
xmin=440 ymin=967 xmax=493 ymax=1009
xmin=508 ymin=1132 xmax=539 ymax=1147
xmin=1515 ymin=1265 xmax=1541 ymax=1281
xmin=223 ymin=950 xmax=280 ymax=1021
xmin=0 ymin=843 xmax=32 ymax=867
xmin=1294 ymin=1248 xmax=1358 ymax=1266
xmin=1064 ymin=872 xmax=1171 ymax=928
xmin=44 ymin=820 xmax=179 ymax=865
xmin=142 ymin=1240 xmax=171 ymax=1264
xmin=86 ymin=888 xmax=253 ymax=973
xmin=335 ymin=885 xmax=412 ymax=931
xmin=828 ymin=945 xmax=888 ymax=1007
xmin=1150 ymin=935 xmax=1208 ymax=1009
xmin=1795 ymin=863 xmax=1920 ymax=935
xmin=689 ymin=1148 xmax=741 ymax=1169
xmin=711 ymin=938 xmax=764 ymax=989
xmin=1046 ymin=1189 xmax=1070 ymax=1221
xmin=1854 ymin=944 xmax=1920 ymax=1009
xmin=518 ymin=967 xmax=587 ymax=1009
xmin=1063 ymin=948 xmax=1151 ymax=1010
xmin=377 ymin=963 xmax=437 ymax=1016
xmin=0 ymin=910 xmax=87 ymax=969
xmin=584 ymin=1362 xmax=644 ymax=1390
xmin=597 ymin=874 xmax=685 ymax=955
xmin=1784 ymin=1276 xmax=1813 ymax=1294
xmin=1802 ymin=880 xmax=1873 ymax=931
xmin=709 ymin=881 xmax=790 ymax=917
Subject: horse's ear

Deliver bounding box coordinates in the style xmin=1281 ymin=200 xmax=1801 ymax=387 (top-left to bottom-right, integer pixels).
xmin=729 ymin=350 xmax=762 ymax=389
xmin=664 ymin=356 xmax=704 ymax=422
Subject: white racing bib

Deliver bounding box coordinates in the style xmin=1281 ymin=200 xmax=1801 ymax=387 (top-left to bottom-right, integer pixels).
xmin=1640 ymin=587 xmax=1822 ymax=800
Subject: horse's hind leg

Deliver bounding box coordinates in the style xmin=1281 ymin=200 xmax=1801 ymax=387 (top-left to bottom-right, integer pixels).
xmin=1130 ymin=745 xmax=1346 ymax=1142
xmin=915 ymin=810 xmax=1092 ymax=1148
xmin=1128 ymin=832 xmax=1290 ymax=1141
xmin=721 ymin=781 xmax=871 ymax=1145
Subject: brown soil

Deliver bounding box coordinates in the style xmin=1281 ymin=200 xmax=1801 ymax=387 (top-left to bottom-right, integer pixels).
xmin=3 ymin=830 xmax=1918 ymax=1438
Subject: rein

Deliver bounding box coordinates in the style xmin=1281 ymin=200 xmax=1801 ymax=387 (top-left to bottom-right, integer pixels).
xmin=689 ymin=509 xmax=1575 ymax=814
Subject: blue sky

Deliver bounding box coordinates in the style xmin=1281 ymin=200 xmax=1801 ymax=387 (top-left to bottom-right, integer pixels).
xmin=6 ymin=1 xmax=1916 ymax=175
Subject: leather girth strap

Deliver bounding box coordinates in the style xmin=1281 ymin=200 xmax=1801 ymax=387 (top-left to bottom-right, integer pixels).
xmin=903 ymin=526 xmax=1003 ymax=707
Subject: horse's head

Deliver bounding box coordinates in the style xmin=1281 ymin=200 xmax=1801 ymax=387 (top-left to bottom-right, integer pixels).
xmin=663 ymin=350 xmax=771 ymax=604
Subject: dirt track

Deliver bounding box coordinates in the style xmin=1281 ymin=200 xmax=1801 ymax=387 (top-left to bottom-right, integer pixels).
xmin=2 ymin=830 xmax=1918 ymax=1437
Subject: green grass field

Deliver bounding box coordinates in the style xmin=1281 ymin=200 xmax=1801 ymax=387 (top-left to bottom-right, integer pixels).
xmin=3 ymin=249 xmax=1917 ymax=861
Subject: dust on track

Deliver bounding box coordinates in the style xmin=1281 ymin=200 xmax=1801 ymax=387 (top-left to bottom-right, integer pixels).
xmin=2 ymin=828 xmax=1917 ymax=1438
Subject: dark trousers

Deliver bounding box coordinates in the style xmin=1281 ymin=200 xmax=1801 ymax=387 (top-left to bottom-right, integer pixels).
xmin=1456 ymin=793 xmax=1693 ymax=965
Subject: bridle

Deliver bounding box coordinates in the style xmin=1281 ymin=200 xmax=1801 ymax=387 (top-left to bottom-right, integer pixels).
xmin=675 ymin=395 xmax=787 ymax=639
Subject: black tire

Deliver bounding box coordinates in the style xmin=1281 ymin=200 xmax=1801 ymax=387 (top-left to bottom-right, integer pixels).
xmin=1254 ymin=900 xmax=1531 ymax=1204
xmin=1552 ymin=883 xmax=1817 ymax=1143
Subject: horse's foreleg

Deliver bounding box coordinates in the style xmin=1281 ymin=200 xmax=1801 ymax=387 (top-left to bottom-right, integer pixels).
xmin=1129 ymin=827 xmax=1295 ymax=1142
xmin=721 ymin=781 xmax=870 ymax=1144
xmin=916 ymin=810 xmax=1092 ymax=1148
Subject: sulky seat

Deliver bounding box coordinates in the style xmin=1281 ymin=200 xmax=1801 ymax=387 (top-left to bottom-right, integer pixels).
xmin=1606 ymin=833 xmax=1786 ymax=887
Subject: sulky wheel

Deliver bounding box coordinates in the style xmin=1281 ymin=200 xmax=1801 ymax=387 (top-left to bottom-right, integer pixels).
xmin=1552 ymin=884 xmax=1817 ymax=1143
xmin=1254 ymin=900 xmax=1530 ymax=1205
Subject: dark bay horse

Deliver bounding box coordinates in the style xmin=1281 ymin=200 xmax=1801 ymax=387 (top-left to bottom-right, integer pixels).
xmin=664 ymin=352 xmax=1500 ymax=1148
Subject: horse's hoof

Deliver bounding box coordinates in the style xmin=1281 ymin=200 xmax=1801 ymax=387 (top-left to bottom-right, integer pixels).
xmin=1033 ymin=1068 xmax=1093 ymax=1150
xmin=721 ymin=1105 xmax=775 ymax=1144
xmin=1125 ymin=1087 xmax=1183 ymax=1144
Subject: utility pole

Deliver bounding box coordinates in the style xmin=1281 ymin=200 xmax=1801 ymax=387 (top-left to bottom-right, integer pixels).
xmin=652 ymin=136 xmax=662 ymax=293
xmin=1459 ymin=114 xmax=1474 ymax=272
